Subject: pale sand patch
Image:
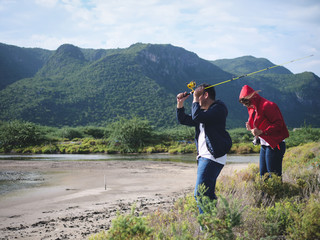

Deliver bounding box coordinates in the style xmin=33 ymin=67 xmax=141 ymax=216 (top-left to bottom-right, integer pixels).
xmin=0 ymin=160 xmax=254 ymax=240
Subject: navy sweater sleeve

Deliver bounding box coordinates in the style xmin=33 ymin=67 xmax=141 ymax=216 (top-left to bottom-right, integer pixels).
xmin=176 ymin=107 xmax=196 ymax=127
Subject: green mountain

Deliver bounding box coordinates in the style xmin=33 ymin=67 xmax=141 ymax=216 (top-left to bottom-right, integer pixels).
xmin=212 ymin=55 xmax=292 ymax=75
xmin=0 ymin=43 xmax=52 ymax=90
xmin=0 ymin=42 xmax=319 ymax=129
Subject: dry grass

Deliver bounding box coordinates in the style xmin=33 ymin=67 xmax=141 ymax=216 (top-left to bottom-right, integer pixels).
xmin=90 ymin=143 xmax=320 ymax=239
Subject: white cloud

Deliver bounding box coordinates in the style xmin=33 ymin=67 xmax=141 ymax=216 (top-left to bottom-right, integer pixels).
xmin=0 ymin=0 xmax=319 ymax=75
xmin=34 ymin=0 xmax=58 ymax=8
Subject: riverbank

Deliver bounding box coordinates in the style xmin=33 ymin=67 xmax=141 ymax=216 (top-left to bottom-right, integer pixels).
xmin=0 ymin=136 xmax=261 ymax=155
xmin=0 ymin=159 xmax=251 ymax=240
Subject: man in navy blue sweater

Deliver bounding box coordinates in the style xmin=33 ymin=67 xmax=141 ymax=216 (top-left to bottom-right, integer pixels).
xmin=176 ymin=83 xmax=232 ymax=213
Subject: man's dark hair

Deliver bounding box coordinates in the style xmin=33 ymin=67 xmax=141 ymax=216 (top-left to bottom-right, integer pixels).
xmin=199 ymin=83 xmax=216 ymax=100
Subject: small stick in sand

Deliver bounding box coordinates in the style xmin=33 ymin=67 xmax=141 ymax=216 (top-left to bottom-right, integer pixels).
xmin=104 ymin=174 xmax=106 ymax=190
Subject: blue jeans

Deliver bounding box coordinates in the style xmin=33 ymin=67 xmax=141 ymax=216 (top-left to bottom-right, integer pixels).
xmin=194 ymin=157 xmax=224 ymax=214
xmin=260 ymin=141 xmax=286 ymax=177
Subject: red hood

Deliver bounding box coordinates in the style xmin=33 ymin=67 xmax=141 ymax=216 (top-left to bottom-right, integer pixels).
xmin=239 ymin=85 xmax=262 ymax=109
xmin=239 ymin=85 xmax=255 ymax=99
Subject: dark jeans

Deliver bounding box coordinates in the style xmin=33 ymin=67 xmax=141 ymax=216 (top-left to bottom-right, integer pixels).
xmin=260 ymin=141 xmax=286 ymax=177
xmin=194 ymin=157 xmax=224 ymax=214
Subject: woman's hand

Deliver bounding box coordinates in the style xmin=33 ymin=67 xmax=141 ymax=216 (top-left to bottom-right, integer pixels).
xmin=251 ymin=128 xmax=263 ymax=137
xmin=245 ymin=122 xmax=251 ymax=131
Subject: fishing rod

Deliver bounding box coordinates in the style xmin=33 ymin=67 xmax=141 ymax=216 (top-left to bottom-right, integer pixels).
xmin=184 ymin=54 xmax=314 ymax=95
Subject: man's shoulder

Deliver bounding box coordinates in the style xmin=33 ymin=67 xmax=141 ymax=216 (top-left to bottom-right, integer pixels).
xmin=212 ymin=100 xmax=227 ymax=109
xmin=209 ymin=100 xmax=228 ymax=116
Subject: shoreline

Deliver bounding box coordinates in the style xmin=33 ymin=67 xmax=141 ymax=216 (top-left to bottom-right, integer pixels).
xmin=0 ymin=160 xmax=253 ymax=240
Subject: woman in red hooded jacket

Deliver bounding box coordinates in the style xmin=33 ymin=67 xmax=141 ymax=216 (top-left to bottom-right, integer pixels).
xmin=239 ymin=85 xmax=289 ymax=177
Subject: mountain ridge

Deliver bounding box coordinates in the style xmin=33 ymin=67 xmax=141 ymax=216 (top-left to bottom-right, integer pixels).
xmin=211 ymin=55 xmax=293 ymax=75
xmin=0 ymin=42 xmax=319 ymax=128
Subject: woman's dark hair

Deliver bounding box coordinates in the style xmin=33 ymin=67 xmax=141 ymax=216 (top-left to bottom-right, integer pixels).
xmin=239 ymin=90 xmax=261 ymax=106
xmin=199 ymin=83 xmax=216 ymax=100
xmin=239 ymin=98 xmax=251 ymax=105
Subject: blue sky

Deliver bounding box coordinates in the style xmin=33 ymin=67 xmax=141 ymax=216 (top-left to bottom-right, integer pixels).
xmin=1 ymin=0 xmax=319 ymax=76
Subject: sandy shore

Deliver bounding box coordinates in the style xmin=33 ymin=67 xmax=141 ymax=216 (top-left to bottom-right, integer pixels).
xmin=0 ymin=159 xmax=250 ymax=240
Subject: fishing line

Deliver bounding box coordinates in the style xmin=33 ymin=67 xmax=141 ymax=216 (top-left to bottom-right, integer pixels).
xmin=186 ymin=54 xmax=314 ymax=94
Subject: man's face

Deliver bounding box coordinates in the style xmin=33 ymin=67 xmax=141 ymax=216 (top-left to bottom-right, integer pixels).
xmin=199 ymin=91 xmax=209 ymax=107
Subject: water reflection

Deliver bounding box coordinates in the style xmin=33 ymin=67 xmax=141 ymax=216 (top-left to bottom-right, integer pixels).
xmin=0 ymin=153 xmax=259 ymax=163
xmin=0 ymin=171 xmax=44 ymax=195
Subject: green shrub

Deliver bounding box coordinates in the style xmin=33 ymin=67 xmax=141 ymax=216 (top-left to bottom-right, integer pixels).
xmin=65 ymin=145 xmax=80 ymax=154
xmin=0 ymin=120 xmax=47 ymax=151
xmin=107 ymin=117 xmax=153 ymax=153
xmin=88 ymin=230 xmax=108 ymax=240
xmin=229 ymin=142 xmax=260 ymax=154
xmin=215 ymin=160 xmax=320 ymax=239
xmin=196 ymin=185 xmax=244 ymax=240
xmin=254 ymin=174 xmax=300 ymax=203
xmin=89 ymin=205 xmax=153 ymax=240
xmin=167 ymin=142 xmax=196 ymax=154
xmin=285 ymin=166 xmax=320 ymax=198
xmin=239 ymin=206 xmax=266 ymax=239
xmin=286 ymin=126 xmax=320 ymax=148
xmin=229 ymin=128 xmax=252 ymax=144
xmin=82 ymin=126 xmax=106 ymax=139
xmin=58 ymin=127 xmax=84 ymax=140
xmin=145 ymin=147 xmax=156 ymax=153
xmin=263 ymin=201 xmax=295 ymax=238
xmin=41 ymin=144 xmax=59 ymax=153
xmin=283 ymin=142 xmax=320 ymax=168
xmin=240 ymin=200 xmax=298 ymax=240
xmin=216 ymin=163 xmax=260 ymax=206
xmin=287 ymin=195 xmax=320 ymax=239
xmin=159 ymin=126 xmax=195 ymax=141
xmin=32 ymin=146 xmax=43 ymax=154
xmin=147 ymin=194 xmax=199 ymax=239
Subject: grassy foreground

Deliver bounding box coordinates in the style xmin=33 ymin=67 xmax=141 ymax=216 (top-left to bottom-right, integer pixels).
xmin=89 ymin=142 xmax=320 ymax=240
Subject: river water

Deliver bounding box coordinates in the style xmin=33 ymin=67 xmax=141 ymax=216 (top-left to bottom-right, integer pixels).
xmin=0 ymin=154 xmax=259 ymax=195
xmin=0 ymin=153 xmax=259 ymax=163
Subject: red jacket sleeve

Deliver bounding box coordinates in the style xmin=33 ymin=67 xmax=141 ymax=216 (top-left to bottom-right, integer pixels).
xmin=259 ymin=101 xmax=283 ymax=136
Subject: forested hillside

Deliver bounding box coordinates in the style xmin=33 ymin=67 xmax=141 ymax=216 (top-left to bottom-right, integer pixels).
xmin=0 ymin=42 xmax=319 ymax=128
xmin=211 ymin=55 xmax=293 ymax=75
xmin=0 ymin=43 xmax=52 ymax=90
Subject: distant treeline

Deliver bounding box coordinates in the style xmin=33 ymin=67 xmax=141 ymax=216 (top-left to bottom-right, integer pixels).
xmin=0 ymin=117 xmax=319 ymax=154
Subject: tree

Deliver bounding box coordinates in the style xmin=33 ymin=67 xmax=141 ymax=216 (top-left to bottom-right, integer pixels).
xmin=0 ymin=120 xmax=46 ymax=151
xmin=107 ymin=117 xmax=153 ymax=152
